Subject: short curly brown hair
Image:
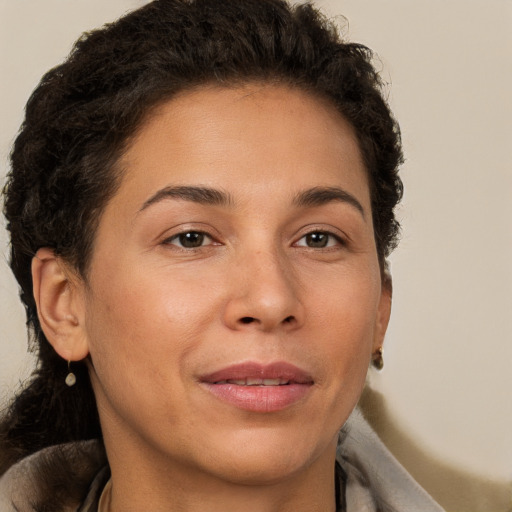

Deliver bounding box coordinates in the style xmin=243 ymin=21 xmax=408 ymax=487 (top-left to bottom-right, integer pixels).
xmin=1 ymin=0 xmax=403 ymax=471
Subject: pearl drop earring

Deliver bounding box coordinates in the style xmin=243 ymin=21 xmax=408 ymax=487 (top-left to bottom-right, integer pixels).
xmin=65 ymin=361 xmax=76 ymax=387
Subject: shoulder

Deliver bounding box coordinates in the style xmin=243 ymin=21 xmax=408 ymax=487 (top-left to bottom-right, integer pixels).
xmin=338 ymin=409 xmax=445 ymax=512
xmin=0 ymin=440 xmax=107 ymax=512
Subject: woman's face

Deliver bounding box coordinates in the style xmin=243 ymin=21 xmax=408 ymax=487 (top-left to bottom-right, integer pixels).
xmin=80 ymin=84 xmax=390 ymax=484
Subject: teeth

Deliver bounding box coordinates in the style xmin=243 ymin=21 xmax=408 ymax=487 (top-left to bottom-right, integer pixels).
xmin=229 ymin=379 xmax=247 ymax=385
xmin=219 ymin=378 xmax=290 ymax=386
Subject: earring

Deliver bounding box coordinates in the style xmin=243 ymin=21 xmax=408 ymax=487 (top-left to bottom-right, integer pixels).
xmin=65 ymin=361 xmax=76 ymax=387
xmin=372 ymin=347 xmax=384 ymax=370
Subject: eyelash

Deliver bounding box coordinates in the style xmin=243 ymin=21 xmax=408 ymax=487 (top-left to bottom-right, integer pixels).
xmin=162 ymin=229 xmax=345 ymax=250
xmin=295 ymin=230 xmax=345 ymax=249
xmin=163 ymin=230 xmax=215 ymax=249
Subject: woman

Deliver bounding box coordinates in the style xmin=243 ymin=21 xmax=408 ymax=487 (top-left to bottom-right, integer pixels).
xmin=0 ymin=0 xmax=444 ymax=510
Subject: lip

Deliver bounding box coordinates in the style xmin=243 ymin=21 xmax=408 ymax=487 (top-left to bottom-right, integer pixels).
xmin=199 ymin=362 xmax=314 ymax=413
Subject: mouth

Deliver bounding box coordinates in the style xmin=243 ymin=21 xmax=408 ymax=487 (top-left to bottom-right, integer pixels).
xmin=199 ymin=362 xmax=314 ymax=413
xmin=213 ymin=377 xmax=293 ymax=386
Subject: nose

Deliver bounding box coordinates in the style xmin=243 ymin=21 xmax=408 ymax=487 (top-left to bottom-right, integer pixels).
xmin=223 ymin=248 xmax=304 ymax=332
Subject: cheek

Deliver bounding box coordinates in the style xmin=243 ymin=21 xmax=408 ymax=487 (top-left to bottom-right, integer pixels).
xmin=83 ymin=260 xmax=222 ymax=382
xmin=309 ymin=267 xmax=380 ymax=338
xmin=82 ymin=273 xmax=201 ymax=433
xmin=305 ymin=267 xmax=380 ymax=384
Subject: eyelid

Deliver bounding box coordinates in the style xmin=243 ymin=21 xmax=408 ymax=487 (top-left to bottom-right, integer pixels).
xmin=161 ymin=228 xmax=220 ymax=249
xmin=293 ymin=227 xmax=348 ymax=248
xmin=155 ymin=220 xmax=222 ymax=241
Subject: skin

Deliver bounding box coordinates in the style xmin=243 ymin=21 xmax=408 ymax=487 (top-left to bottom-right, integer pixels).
xmin=33 ymin=83 xmax=391 ymax=512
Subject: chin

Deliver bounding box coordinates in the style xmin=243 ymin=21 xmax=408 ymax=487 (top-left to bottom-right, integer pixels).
xmin=194 ymin=425 xmax=337 ymax=485
xmin=207 ymin=453 xmax=312 ymax=486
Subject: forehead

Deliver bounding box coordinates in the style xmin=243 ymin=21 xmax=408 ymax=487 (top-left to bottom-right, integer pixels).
xmin=111 ymin=83 xmax=370 ymax=213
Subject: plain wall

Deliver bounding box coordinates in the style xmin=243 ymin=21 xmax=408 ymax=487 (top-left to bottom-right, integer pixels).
xmin=1 ymin=1 xmax=511 ymax=510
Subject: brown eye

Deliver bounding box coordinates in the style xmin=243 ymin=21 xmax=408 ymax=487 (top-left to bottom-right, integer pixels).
xmin=305 ymin=232 xmax=329 ymax=248
xmin=167 ymin=231 xmax=211 ymax=248
xmin=296 ymin=231 xmax=342 ymax=249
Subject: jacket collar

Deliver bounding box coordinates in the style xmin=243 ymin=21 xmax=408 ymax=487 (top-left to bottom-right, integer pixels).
xmin=0 ymin=409 xmax=443 ymax=512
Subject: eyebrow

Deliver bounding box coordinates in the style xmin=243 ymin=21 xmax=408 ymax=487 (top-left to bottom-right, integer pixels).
xmin=138 ymin=184 xmax=365 ymax=218
xmin=293 ymin=187 xmax=365 ymax=218
xmin=139 ymin=185 xmax=233 ymax=212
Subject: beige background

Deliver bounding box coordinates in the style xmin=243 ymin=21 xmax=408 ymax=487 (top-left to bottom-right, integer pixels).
xmin=1 ymin=1 xmax=511 ymax=510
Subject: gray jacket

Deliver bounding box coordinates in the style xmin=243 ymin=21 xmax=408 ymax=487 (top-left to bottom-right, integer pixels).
xmin=0 ymin=409 xmax=444 ymax=511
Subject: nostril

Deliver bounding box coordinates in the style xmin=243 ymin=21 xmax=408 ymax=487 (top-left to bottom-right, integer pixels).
xmin=237 ymin=315 xmax=296 ymax=327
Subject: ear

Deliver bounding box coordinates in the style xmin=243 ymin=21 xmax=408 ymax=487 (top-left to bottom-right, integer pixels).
xmin=373 ymin=271 xmax=392 ymax=352
xmin=32 ymin=248 xmax=89 ymax=361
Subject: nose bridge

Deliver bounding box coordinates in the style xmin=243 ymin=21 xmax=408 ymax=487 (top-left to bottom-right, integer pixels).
xmin=225 ymin=243 xmax=303 ymax=331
